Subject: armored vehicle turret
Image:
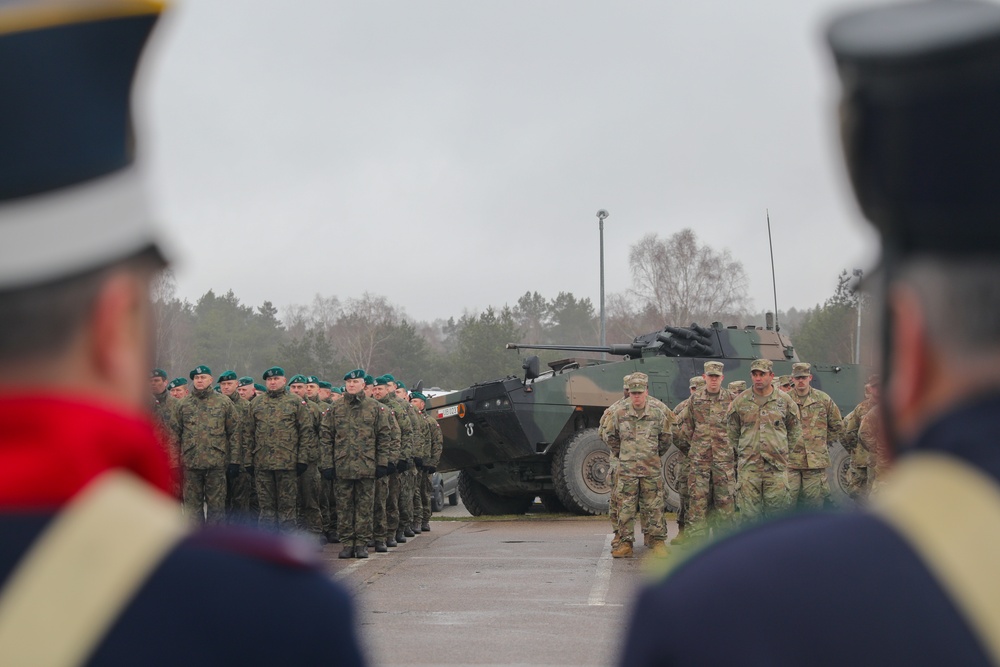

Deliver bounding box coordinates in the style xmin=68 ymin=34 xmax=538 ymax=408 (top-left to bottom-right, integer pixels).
xmin=427 ymin=321 xmax=867 ymax=516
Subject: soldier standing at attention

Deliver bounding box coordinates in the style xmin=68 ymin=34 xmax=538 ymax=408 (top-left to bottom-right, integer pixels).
xmin=727 ymin=358 xmax=800 ymax=523
xmin=168 ymin=377 xmax=188 ymax=400
xmin=370 ymin=376 xmax=402 ymax=552
xmin=675 ymin=362 xmax=736 ymax=541
xmin=316 ymin=380 xmax=339 ymax=541
xmin=289 ymin=374 xmax=324 ymax=541
xmin=398 ymin=381 xmax=430 ymax=534
xmin=172 ymin=366 xmax=239 ymax=524
xmin=218 ymin=370 xmax=252 ymax=521
xmin=670 ymin=376 xmax=704 ymax=545
xmin=411 ymin=391 xmax=443 ymax=530
xmin=605 ymin=372 xmax=674 ymax=558
xmin=385 ymin=376 xmax=419 ymax=541
xmin=150 ymin=369 xmax=180 ymax=492
xmin=788 ymin=362 xmax=843 ymax=509
xmin=322 ymin=369 xmax=394 ymax=559
xmin=246 ymin=367 xmax=318 ymax=531
xmin=600 ymin=375 xmax=632 ymax=550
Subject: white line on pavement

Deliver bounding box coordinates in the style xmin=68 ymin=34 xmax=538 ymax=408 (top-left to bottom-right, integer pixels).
xmin=333 ymin=557 xmax=373 ymax=580
xmin=587 ymin=534 xmax=614 ymax=606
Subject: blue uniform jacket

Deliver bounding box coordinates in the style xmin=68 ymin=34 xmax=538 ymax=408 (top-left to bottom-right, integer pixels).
xmin=619 ymin=394 xmax=1000 ymax=666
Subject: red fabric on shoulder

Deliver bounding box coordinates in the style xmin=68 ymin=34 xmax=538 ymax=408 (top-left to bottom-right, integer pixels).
xmin=0 ymin=394 xmax=174 ymax=509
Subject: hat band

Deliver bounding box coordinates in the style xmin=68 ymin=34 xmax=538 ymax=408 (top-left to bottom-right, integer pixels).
xmin=0 ymin=166 xmax=157 ymax=288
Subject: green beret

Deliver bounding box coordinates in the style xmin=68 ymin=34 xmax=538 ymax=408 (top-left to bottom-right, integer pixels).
xmin=189 ymin=365 xmax=211 ymax=379
xmin=218 ymin=370 xmax=238 ymax=382
xmin=364 ymin=374 xmax=374 ymax=386
xmin=317 ymin=381 xmax=333 ymax=390
xmin=168 ymin=377 xmax=188 ymax=390
xmin=382 ymin=374 xmax=396 ymax=383
xmin=253 ymin=383 xmax=266 ymax=393
xmin=238 ymin=376 xmax=254 ymax=387
xmin=151 ymin=368 xmax=167 ymax=379
xmin=288 ymin=374 xmax=308 ymax=385
xmin=332 ymin=386 xmax=344 ymax=394
xmin=262 ymin=366 xmax=285 ymax=380
xmin=343 ymin=369 xmax=366 ymax=381
xmin=410 ymin=391 xmax=428 ymax=402
xmin=213 ymin=385 xmax=221 ymax=392
xmin=374 ymin=375 xmax=392 ymax=386
xmin=396 ymin=380 xmax=406 ymax=390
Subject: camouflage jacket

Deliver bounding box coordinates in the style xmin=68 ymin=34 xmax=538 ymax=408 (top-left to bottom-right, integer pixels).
xmin=842 ymin=397 xmax=875 ymax=465
xmin=401 ymin=399 xmax=432 ymax=460
xmin=605 ymin=400 xmax=674 ymax=478
xmin=726 ymin=388 xmax=801 ymax=469
xmin=173 ymin=387 xmax=240 ymax=469
xmin=321 ymin=391 xmax=396 ymax=479
xmin=246 ymin=389 xmax=319 ymax=470
xmin=227 ymin=392 xmax=252 ymax=464
xmin=375 ymin=395 xmax=403 ymax=464
xmin=422 ymin=411 xmax=443 ymax=467
xmin=789 ymin=387 xmax=844 ymax=469
xmin=386 ymin=395 xmax=417 ymax=460
xmin=676 ymin=388 xmax=735 ymax=463
xmin=859 ymin=406 xmax=887 ymax=482
xmin=151 ymin=390 xmax=180 ymax=468
xmin=598 ymin=396 xmax=629 ymax=445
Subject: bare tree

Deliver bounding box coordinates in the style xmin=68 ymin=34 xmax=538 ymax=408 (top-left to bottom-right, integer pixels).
xmin=332 ymin=293 xmax=402 ymax=370
xmin=628 ymin=228 xmax=749 ymax=325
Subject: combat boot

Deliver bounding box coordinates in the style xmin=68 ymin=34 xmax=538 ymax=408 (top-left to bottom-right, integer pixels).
xmin=328 ymin=531 xmax=340 ymax=544
xmin=403 ymin=526 xmax=415 ymax=538
xmin=421 ymin=521 xmax=431 ymax=532
xmin=671 ymin=529 xmax=687 ymax=546
xmin=367 ymin=539 xmax=376 ymax=548
xmin=411 ymin=522 xmax=422 ymax=534
xmin=374 ymin=541 xmax=388 ymax=553
xmin=648 ymin=539 xmax=670 ymax=558
xmin=611 ymin=542 xmax=633 ymax=558
xmin=386 ymin=537 xmax=398 ymax=548
xmin=354 ymin=545 xmax=369 ymax=558
xmin=338 ymin=547 xmax=354 ymax=559
xmin=395 ymin=529 xmax=407 ymax=543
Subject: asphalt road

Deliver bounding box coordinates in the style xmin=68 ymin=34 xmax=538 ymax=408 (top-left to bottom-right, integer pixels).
xmin=322 ymin=501 xmax=678 ymax=667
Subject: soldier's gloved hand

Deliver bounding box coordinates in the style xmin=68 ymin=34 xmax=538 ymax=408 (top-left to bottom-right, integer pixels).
xmin=423 ymin=465 xmax=436 ymax=474
xmin=245 ymin=465 xmax=255 ymax=476
xmin=296 ymin=463 xmax=308 ymax=476
xmin=321 ymin=467 xmax=335 ymax=481
xmin=387 ymin=461 xmax=397 ymax=475
xmin=226 ymin=464 xmax=241 ymax=479
xmin=413 ymin=457 xmax=424 ymax=470
xmin=375 ymin=465 xmax=389 ymax=479
xmin=396 ymin=459 xmax=409 ymax=472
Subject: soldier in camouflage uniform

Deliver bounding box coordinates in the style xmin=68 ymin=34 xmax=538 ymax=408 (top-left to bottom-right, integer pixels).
xmin=858 ymin=403 xmax=887 ymax=494
xmin=150 ymin=368 xmax=180 ymax=496
xmin=168 ymin=377 xmax=188 ymax=400
xmin=313 ymin=379 xmax=338 ymax=541
xmin=600 ymin=376 xmax=632 ymax=549
xmin=289 ymin=374 xmax=325 ymax=540
xmin=245 ymin=367 xmax=318 ymax=531
xmin=727 ymin=358 xmax=801 ymax=523
xmin=321 ymin=369 xmax=396 ymax=559
xmin=779 ymin=375 xmax=793 ymax=393
xmin=386 ymin=376 xmax=420 ymax=542
xmin=172 ymin=365 xmax=240 ymax=524
xmin=397 ymin=381 xmax=429 ymax=534
xmin=411 ymin=391 xmax=443 ymax=529
xmin=669 ymin=376 xmax=705 ymax=545
xmin=604 ymin=372 xmax=674 ymax=558
xmin=675 ymin=361 xmax=736 ymax=540
xmin=788 ymin=362 xmax=844 ymax=510
xmin=218 ymin=370 xmax=254 ymax=522
xmin=841 ymin=375 xmax=879 ymax=498
xmin=728 ymin=380 xmax=746 ymax=394
xmin=371 ymin=376 xmax=402 ymax=552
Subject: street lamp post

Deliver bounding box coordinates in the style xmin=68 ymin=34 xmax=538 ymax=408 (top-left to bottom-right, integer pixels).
xmin=597 ymin=209 xmax=609 ymax=357
xmin=853 ymin=268 xmax=863 ymax=365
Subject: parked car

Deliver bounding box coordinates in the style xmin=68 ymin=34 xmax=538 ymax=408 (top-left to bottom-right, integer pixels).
xmin=431 ymin=470 xmax=459 ymax=512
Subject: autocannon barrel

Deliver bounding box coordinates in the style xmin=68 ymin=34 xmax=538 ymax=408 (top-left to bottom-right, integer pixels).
xmin=505 ymin=342 xmax=640 ymax=356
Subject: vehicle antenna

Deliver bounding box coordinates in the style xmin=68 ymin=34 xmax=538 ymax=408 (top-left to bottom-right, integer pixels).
xmin=767 ymin=209 xmax=780 ymax=332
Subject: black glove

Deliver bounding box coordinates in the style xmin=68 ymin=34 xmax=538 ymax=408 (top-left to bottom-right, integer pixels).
xmin=413 ymin=457 xmax=424 ymax=470
xmin=321 ymin=467 xmax=335 ymax=481
xmin=226 ymin=464 xmax=241 ymax=479
xmin=396 ymin=459 xmax=410 ymax=472
xmin=245 ymin=465 xmax=255 ymax=476
xmin=296 ymin=462 xmax=308 ymax=476
xmin=423 ymin=465 xmax=436 ymax=474
xmin=375 ymin=465 xmax=389 ymax=479
xmin=387 ymin=461 xmax=397 ymax=475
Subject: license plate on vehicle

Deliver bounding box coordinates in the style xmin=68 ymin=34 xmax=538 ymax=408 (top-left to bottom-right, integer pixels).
xmin=437 ymin=405 xmax=459 ymax=419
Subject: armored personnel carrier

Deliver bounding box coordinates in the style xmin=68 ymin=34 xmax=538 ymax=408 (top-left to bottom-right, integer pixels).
xmin=427 ymin=320 xmax=866 ymax=516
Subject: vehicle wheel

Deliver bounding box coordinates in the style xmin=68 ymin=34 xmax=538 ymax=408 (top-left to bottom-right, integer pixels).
xmin=661 ymin=445 xmax=683 ymax=513
xmin=458 ymin=471 xmax=534 ymax=516
xmin=448 ymin=492 xmax=458 ymax=506
xmin=431 ymin=486 xmax=444 ymax=512
xmin=539 ymin=493 xmax=567 ymax=513
xmin=552 ymin=428 xmax=612 ymax=515
xmin=828 ymin=442 xmax=857 ymax=509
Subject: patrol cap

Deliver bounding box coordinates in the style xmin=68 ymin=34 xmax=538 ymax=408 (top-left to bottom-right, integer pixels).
xmin=0 ymin=1 xmax=168 ymax=290
xmin=238 ymin=376 xmax=254 ymax=387
xmin=792 ymin=363 xmax=812 ymax=378
xmin=189 ymin=365 xmax=211 ymax=379
xmin=253 ymin=383 xmax=266 ymax=393
xmin=151 ymin=368 xmax=167 ymax=379
xmin=622 ymin=373 xmax=632 ymax=390
xmin=728 ymin=381 xmax=747 ymax=393
xmin=827 ymin=1 xmax=1000 ymax=260
xmin=262 ymin=366 xmax=285 ymax=380
xmin=866 ymin=374 xmax=881 ymax=386
xmin=288 ymin=374 xmax=307 ymax=385
xmin=689 ymin=376 xmax=706 ymax=390
xmin=317 ymin=381 xmax=333 ymax=390
xmin=218 ymin=370 xmax=238 ymax=382
xmin=373 ymin=375 xmax=392 ymax=386
xmin=703 ymin=361 xmax=724 ymax=376
xmin=750 ymin=359 xmax=773 ymax=373
xmin=343 ymin=369 xmax=365 ymax=381
xmin=627 ymin=372 xmax=648 ymax=393
xmin=779 ymin=375 xmax=793 ymax=386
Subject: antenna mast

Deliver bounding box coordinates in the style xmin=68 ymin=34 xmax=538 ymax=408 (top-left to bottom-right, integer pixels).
xmin=767 ymin=209 xmax=780 ymax=332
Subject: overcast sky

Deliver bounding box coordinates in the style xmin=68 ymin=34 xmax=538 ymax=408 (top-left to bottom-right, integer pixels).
xmin=136 ymin=1 xmax=880 ymax=325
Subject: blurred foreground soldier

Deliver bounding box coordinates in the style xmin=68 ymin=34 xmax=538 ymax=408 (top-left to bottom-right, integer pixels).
xmin=788 ymin=362 xmax=843 ymax=509
xmin=621 ymin=3 xmax=1000 ymax=664
xmin=0 ymin=4 xmax=364 ymax=665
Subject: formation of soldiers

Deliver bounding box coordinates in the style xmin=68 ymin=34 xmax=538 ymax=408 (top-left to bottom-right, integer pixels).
xmin=599 ymin=360 xmax=882 ymax=558
xmin=150 ymin=365 xmax=443 ymax=559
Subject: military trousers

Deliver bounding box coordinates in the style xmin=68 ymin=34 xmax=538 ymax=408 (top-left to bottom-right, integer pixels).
xmin=373 ymin=475 xmax=390 ymax=542
xmin=398 ymin=467 xmax=415 ymax=528
xmin=845 ymin=464 xmax=871 ymax=499
xmin=686 ymin=459 xmax=736 ymax=537
xmin=335 ymin=478 xmax=376 ymax=548
xmin=297 ymin=463 xmax=323 ymax=535
xmin=675 ymin=452 xmax=690 ymax=528
xmin=736 ymin=460 xmax=792 ymax=524
xmin=420 ymin=472 xmax=433 ymax=522
xmin=410 ymin=468 xmax=422 ymax=527
xmin=387 ymin=472 xmax=401 ymax=533
xmin=183 ymin=468 xmax=227 ymax=525
xmin=256 ymin=469 xmax=298 ymax=531
xmin=789 ymin=467 xmax=830 ymax=510
xmin=226 ymin=469 xmax=254 ymax=523
xmin=321 ymin=477 xmax=336 ymax=535
xmin=615 ymin=474 xmax=666 ymax=544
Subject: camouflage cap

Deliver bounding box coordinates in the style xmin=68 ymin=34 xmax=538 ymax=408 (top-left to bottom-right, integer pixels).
xmin=689 ymin=376 xmax=706 ymax=389
xmin=288 ymin=374 xmax=307 ymax=385
xmin=343 ymin=369 xmax=365 ymax=381
xmin=703 ymin=361 xmax=724 ymax=376
xmin=750 ymin=359 xmax=773 ymax=373
xmin=217 ymin=370 xmax=238 ymax=382
xmin=238 ymin=376 xmax=254 ymax=387
xmin=779 ymin=375 xmax=792 ymax=386
xmin=792 ymin=362 xmax=811 ymax=377
xmin=627 ymin=372 xmax=648 ymax=393
xmin=263 ymin=366 xmax=285 ymax=380
xmin=317 ymin=381 xmax=333 ymax=390
xmin=728 ymin=380 xmax=746 ymax=393
xmin=866 ymin=374 xmax=880 ymax=386
xmin=151 ymin=368 xmax=167 ymax=379
xmin=189 ymin=365 xmax=211 ymax=379
xmin=373 ymin=375 xmax=392 ymax=386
